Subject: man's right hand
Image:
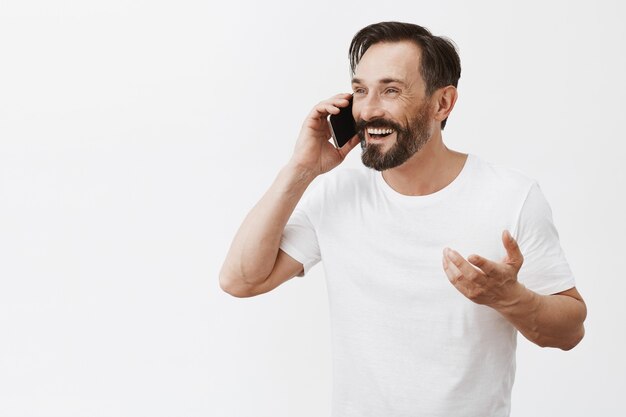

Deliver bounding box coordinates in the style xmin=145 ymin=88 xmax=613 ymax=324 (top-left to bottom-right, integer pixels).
xmin=220 ymin=94 xmax=360 ymax=297
xmin=289 ymin=93 xmax=360 ymax=177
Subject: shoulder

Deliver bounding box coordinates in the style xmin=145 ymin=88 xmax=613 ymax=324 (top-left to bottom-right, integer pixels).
xmin=468 ymin=154 xmax=538 ymax=196
xmin=297 ymin=166 xmax=374 ymax=216
xmin=308 ymin=165 xmax=374 ymax=197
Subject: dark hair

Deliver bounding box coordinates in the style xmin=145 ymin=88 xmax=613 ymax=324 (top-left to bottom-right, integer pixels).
xmin=349 ymin=22 xmax=461 ymax=129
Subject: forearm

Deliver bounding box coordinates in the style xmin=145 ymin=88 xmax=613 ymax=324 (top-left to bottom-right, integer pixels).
xmin=494 ymin=284 xmax=587 ymax=350
xmin=220 ymin=162 xmax=316 ymax=286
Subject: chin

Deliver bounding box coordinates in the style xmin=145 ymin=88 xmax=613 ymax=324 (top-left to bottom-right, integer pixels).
xmin=365 ymin=138 xmax=396 ymax=151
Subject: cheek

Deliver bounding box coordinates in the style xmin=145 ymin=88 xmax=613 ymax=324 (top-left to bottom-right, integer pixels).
xmin=395 ymin=92 xmax=421 ymax=109
xmin=351 ymin=99 xmax=363 ymax=122
xmin=394 ymin=98 xmax=418 ymax=118
xmin=351 ymin=105 xmax=359 ymax=121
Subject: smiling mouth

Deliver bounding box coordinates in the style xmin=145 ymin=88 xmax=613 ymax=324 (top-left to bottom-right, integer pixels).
xmin=367 ymin=127 xmax=395 ymax=140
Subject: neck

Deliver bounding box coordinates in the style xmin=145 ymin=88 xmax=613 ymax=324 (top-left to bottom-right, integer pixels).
xmin=381 ymin=131 xmax=467 ymax=196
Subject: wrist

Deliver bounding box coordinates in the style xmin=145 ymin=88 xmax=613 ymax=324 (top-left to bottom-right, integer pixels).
xmin=491 ymin=282 xmax=534 ymax=314
xmin=283 ymin=160 xmax=319 ymax=184
xmin=272 ymin=161 xmax=318 ymax=199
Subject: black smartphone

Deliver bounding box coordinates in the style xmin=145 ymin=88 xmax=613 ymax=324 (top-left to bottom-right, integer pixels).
xmin=329 ymin=95 xmax=356 ymax=148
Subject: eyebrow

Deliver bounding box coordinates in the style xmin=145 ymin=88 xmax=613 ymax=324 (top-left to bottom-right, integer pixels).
xmin=351 ymin=77 xmax=407 ymax=86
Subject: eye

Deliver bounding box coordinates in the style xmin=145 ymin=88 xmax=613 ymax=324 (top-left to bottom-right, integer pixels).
xmin=353 ymin=87 xmax=366 ymax=95
xmin=384 ymin=88 xmax=400 ymax=94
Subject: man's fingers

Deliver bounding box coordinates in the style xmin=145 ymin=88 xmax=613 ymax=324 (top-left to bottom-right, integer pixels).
xmin=312 ymin=103 xmax=341 ymax=118
xmin=309 ymin=95 xmax=352 ymax=120
xmin=442 ymin=250 xmax=464 ymax=283
xmin=443 ymin=248 xmax=481 ymax=282
xmin=467 ymin=253 xmax=498 ymax=275
xmin=502 ymin=230 xmax=524 ymax=269
xmin=337 ymin=135 xmax=360 ymax=158
xmin=332 ymin=92 xmax=353 ymax=100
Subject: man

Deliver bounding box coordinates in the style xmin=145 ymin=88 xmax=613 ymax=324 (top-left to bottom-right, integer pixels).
xmin=219 ymin=21 xmax=586 ymax=417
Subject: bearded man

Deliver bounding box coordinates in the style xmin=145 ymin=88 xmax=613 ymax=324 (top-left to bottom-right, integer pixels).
xmin=219 ymin=21 xmax=587 ymax=417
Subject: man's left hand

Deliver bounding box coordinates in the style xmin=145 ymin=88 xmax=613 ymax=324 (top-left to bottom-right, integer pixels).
xmin=442 ymin=230 xmax=525 ymax=309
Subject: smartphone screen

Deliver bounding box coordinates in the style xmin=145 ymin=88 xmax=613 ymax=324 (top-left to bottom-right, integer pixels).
xmin=329 ymin=96 xmax=356 ymax=148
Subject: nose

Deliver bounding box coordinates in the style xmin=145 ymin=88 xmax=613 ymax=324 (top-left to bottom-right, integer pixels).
xmin=355 ymin=94 xmax=385 ymax=122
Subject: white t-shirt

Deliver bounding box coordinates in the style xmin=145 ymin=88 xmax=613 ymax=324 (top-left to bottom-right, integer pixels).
xmin=279 ymin=154 xmax=575 ymax=417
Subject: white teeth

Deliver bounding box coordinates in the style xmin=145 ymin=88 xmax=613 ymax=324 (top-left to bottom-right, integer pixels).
xmin=367 ymin=128 xmax=394 ymax=135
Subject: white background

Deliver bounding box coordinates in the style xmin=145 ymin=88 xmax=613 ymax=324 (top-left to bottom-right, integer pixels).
xmin=1 ymin=0 xmax=624 ymax=416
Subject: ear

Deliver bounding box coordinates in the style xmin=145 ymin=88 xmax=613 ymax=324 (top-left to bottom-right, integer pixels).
xmin=432 ymin=86 xmax=458 ymax=125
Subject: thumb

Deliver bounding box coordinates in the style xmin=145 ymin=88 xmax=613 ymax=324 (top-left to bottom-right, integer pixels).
xmin=338 ymin=135 xmax=360 ymax=159
xmin=502 ymin=230 xmax=524 ymax=270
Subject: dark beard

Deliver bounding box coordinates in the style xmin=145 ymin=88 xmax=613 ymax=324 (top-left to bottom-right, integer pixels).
xmin=357 ymin=103 xmax=433 ymax=171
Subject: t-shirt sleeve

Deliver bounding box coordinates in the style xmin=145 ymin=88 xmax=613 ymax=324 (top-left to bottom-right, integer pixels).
xmin=280 ymin=201 xmax=321 ymax=277
xmin=513 ymin=182 xmax=576 ymax=295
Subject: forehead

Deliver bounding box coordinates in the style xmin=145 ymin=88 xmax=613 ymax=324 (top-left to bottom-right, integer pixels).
xmin=353 ymin=41 xmax=423 ymax=85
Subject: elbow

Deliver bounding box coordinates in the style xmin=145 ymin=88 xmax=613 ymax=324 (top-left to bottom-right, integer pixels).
xmin=560 ymin=302 xmax=587 ymax=351
xmin=218 ymin=275 xmax=238 ymax=297
xmin=560 ymin=325 xmax=586 ymax=351
xmin=535 ymin=324 xmax=585 ymax=351
xmin=554 ymin=298 xmax=588 ymax=351
xmin=218 ymin=268 xmax=261 ymax=298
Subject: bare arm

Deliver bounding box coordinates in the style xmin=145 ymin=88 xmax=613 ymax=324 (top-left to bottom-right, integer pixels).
xmin=219 ymin=163 xmax=315 ymax=297
xmin=493 ymin=285 xmax=586 ymax=350
xmin=443 ymin=230 xmax=587 ymax=350
xmin=219 ymin=94 xmax=359 ymax=297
